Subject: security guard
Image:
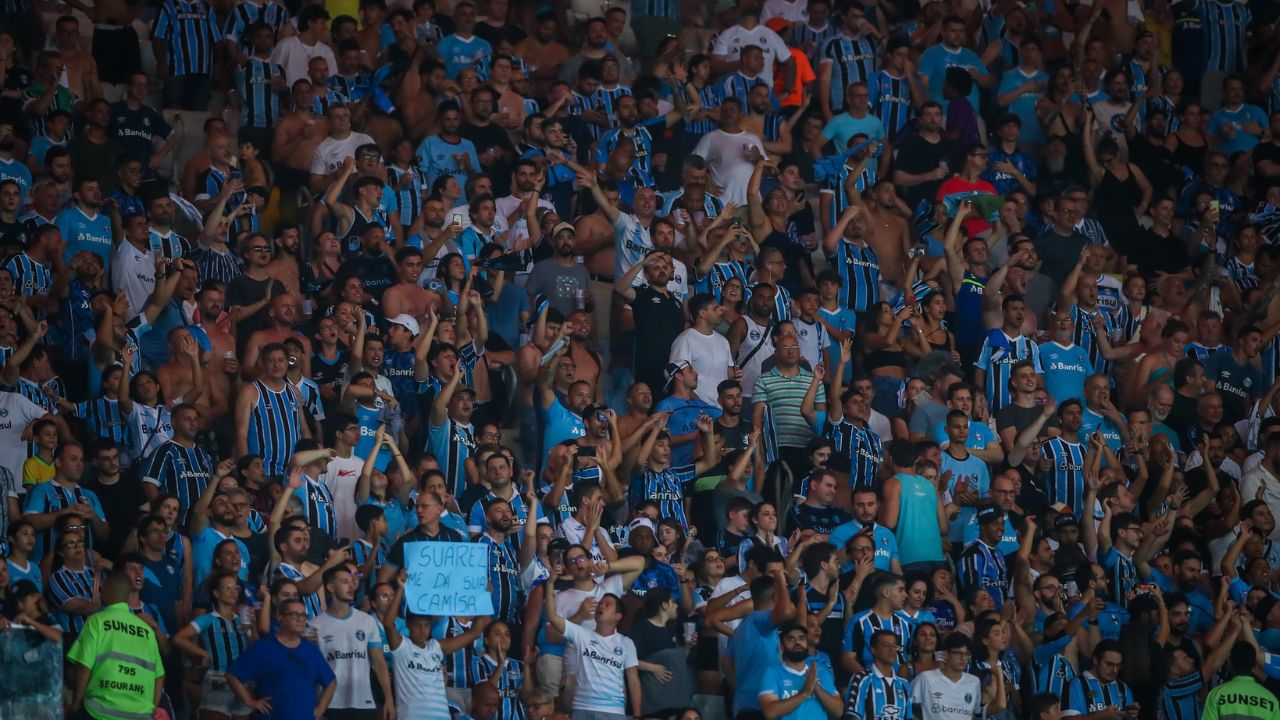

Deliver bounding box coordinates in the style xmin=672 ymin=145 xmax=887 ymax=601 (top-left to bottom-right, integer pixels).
xmin=66 ymin=570 xmax=165 ymax=720
xmin=1202 ymin=642 xmax=1279 ymax=720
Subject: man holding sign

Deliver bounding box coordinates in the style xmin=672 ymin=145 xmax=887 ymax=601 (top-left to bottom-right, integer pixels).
xmin=545 ymin=566 xmax=642 ymax=720
xmin=383 ymin=573 xmax=490 ymax=720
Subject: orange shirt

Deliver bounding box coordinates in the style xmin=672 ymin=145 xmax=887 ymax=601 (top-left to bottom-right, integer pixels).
xmin=775 ymin=48 xmax=814 ymax=108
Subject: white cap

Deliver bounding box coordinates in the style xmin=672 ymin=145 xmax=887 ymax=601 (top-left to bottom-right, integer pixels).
xmin=387 ymin=314 xmax=420 ymax=336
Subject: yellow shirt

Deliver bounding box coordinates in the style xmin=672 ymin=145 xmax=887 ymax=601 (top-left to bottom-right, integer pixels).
xmin=326 ymin=0 xmax=361 ymax=27
xmin=22 ymin=455 xmax=55 ymax=487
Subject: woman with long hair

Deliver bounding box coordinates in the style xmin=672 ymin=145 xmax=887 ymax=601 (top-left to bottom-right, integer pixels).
xmin=691 ymin=550 xmax=727 ymax=694
xmin=969 ymin=616 xmax=1019 ymax=718
xmin=859 ymin=301 xmax=928 ymax=419
xmin=905 ymin=621 xmax=940 ymax=679
xmin=908 ymin=292 xmax=958 ymax=365
xmin=174 ymin=570 xmax=254 ymax=720
xmin=1038 ymin=66 xmax=1083 ymax=139
xmin=300 ymin=231 xmax=342 ymax=301
xmin=1083 ymin=117 xmax=1152 ymax=246
xmin=1164 ymin=100 xmax=1209 ymax=176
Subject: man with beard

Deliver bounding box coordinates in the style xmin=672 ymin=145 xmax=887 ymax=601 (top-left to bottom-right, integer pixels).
xmin=461 ymin=87 xmax=516 ymax=195
xmin=382 ymin=244 xmax=443 ymax=321
xmin=56 ymin=176 xmax=113 ymax=272
xmin=496 ymin=159 xmax=554 ymax=254
xmin=1032 ymin=190 xmax=1092 ymax=286
xmin=272 ymin=80 xmax=330 ymax=213
xmin=893 ymin=102 xmax=956 ymax=211
xmin=145 ymin=193 xmax=192 ymax=265
xmin=526 ymin=223 xmax=590 ymax=318
xmin=758 ymin=620 xmax=842 ymax=720
xmin=187 ymin=467 xmax=252 ymax=585
xmin=614 ymin=252 xmax=685 ymax=396
xmin=596 ymin=95 xmax=655 ymax=189
xmin=1165 ymin=359 xmax=1206 ymax=441
xmin=1146 ymin=551 xmax=1215 ymax=636
xmin=68 ymin=99 xmax=124 ymax=194
xmin=333 ymin=225 xmax=398 ymax=303
xmin=479 ymin=497 xmax=524 ymax=646
xmin=661 ymin=156 xmax=725 ymax=242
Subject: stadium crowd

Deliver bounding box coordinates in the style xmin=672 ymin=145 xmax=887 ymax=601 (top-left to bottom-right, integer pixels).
xmin=4 ymin=0 xmax=1280 ymax=719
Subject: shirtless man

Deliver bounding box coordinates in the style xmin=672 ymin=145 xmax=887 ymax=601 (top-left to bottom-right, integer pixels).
xmin=265 ymin=224 xmax=303 ymax=299
xmin=242 ymin=294 xmax=313 ymax=379
xmin=192 ymin=282 xmax=236 ymax=355
xmin=355 ymin=2 xmax=388 ymax=63
xmin=565 ymin=309 xmax=604 ymax=401
xmin=861 ymin=180 xmax=912 ymax=288
xmin=62 ymin=0 xmax=144 ymax=91
xmin=382 ymin=247 xmax=443 ymax=320
xmin=397 ymin=48 xmax=441 ymax=142
xmin=179 ymin=118 xmax=229 ymax=200
xmin=158 ymin=327 xmax=229 ymax=431
xmin=272 ymin=80 xmax=329 ymax=206
xmin=52 ymin=16 xmax=103 ymax=103
xmin=573 ymin=181 xmax=620 ymax=345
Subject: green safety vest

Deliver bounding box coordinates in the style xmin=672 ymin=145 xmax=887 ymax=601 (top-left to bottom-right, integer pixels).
xmin=66 ymin=603 xmax=166 ymax=720
xmin=1202 ymin=675 xmax=1279 ymax=720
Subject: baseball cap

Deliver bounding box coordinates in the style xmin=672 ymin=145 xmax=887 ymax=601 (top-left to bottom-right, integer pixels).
xmin=551 ymin=221 xmax=576 ymax=238
xmin=664 ymin=360 xmax=692 ymax=392
xmin=629 ymin=517 xmax=656 ymax=534
xmin=1054 ymin=513 xmax=1080 ymax=530
xmin=977 ymin=506 xmax=1005 ymax=525
xmin=386 ymin=314 xmax=420 ymax=336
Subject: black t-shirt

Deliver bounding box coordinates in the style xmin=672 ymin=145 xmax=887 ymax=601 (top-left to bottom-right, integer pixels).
xmin=225 ymin=275 xmax=287 ymax=352
xmin=334 ymin=254 xmax=397 ymax=303
xmin=474 ymin=22 xmax=526 ymax=49
xmin=1128 ymin=228 xmax=1192 ymax=279
xmin=1130 ymin=138 xmax=1182 ymax=200
xmin=82 ymin=470 xmax=148 ymax=559
xmin=460 ymin=122 xmax=516 ymax=195
xmin=1252 ymin=141 xmax=1280 ymax=196
xmin=630 ymin=284 xmax=684 ymax=371
xmin=893 ymin=132 xmax=958 ymax=210
xmin=1033 ymin=230 xmax=1090 ymax=285
xmin=786 ymin=502 xmax=851 ymax=536
xmin=628 ymin=618 xmax=680 ymax=660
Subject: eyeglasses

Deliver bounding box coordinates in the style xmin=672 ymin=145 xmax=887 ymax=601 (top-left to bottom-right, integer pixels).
xmin=375 ymin=593 xmax=393 ymax=600
xmin=279 ymin=611 xmax=308 ymax=618
xmin=852 ymin=545 xmax=874 ymax=554
xmin=249 ymin=245 xmax=271 ymax=253
xmin=62 ymin=541 xmax=85 ymax=548
xmin=481 ymin=431 xmax=501 ymax=438
xmin=64 ymin=524 xmax=85 ymax=532
xmin=568 ymin=556 xmax=589 ymax=565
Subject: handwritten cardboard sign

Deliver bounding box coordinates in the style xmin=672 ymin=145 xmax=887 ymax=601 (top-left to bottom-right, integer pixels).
xmin=403 ymin=541 xmax=494 ymax=616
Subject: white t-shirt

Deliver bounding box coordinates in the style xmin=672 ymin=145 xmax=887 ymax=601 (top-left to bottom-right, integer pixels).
xmin=311 ymin=132 xmax=378 ymax=177
xmin=711 ymin=24 xmax=792 ymax=86
xmin=495 ymin=193 xmax=554 ymax=251
xmin=561 ymin=620 xmax=639 ymax=714
xmin=320 ymin=453 xmax=365 ymax=541
xmin=709 ymin=575 xmax=748 ymax=650
xmin=0 ymin=391 xmax=45 ymax=479
xmin=762 ymin=0 xmax=808 ymax=23
xmin=692 ymin=130 xmax=767 ymax=206
xmin=558 ymin=516 xmax=617 ymax=568
xmin=670 ymin=327 xmax=735 ymax=406
xmin=557 ymin=575 xmax=625 ymax=634
xmin=111 ymin=241 xmax=155 ymax=320
xmin=309 ymin=608 xmax=382 ymax=710
xmin=909 ymin=668 xmax=982 ymax=720
xmin=391 ymin=638 xmax=451 ymax=720
xmin=270 ymin=36 xmax=338 ymax=86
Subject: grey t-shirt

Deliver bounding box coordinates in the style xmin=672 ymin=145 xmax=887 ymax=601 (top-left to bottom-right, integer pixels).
xmin=909 ymin=399 xmax=949 ymax=436
xmin=524 ymin=258 xmax=591 ymax=317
